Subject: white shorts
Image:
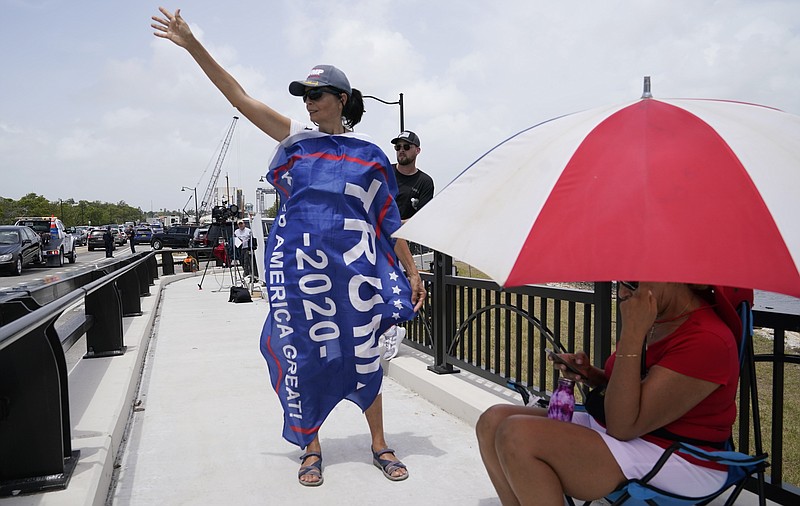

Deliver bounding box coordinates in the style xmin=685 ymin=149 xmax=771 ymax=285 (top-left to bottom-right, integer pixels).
xmin=571 ymin=412 xmax=727 ymax=497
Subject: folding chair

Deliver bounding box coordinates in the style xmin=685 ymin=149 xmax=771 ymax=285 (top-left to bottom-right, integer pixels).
xmin=569 ymin=287 xmax=768 ymax=506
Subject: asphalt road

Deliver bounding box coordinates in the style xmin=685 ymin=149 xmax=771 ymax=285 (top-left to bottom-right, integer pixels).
xmin=0 ymin=242 xmax=154 ymax=372
xmin=0 ymin=243 xmax=143 ymax=292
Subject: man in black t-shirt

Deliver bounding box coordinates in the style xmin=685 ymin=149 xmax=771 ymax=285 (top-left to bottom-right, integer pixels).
xmin=381 ymin=131 xmax=435 ymax=361
xmin=391 ymin=130 xmax=434 ymax=221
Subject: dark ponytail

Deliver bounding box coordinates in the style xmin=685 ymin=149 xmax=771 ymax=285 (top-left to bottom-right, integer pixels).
xmin=342 ymin=88 xmax=365 ymax=128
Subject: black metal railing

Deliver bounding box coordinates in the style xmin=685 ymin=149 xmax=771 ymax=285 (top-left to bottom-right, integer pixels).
xmin=0 ymin=246 xmax=215 ymax=496
xmin=749 ymin=309 xmax=800 ymax=504
xmin=403 ymin=251 xmax=800 ymax=504
xmin=0 ymin=247 xmax=217 ymax=497
xmin=0 ymin=251 xmax=163 ymax=496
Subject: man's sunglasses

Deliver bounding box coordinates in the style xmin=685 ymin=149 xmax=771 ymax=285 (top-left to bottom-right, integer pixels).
xmin=394 ymin=144 xmax=414 ymax=151
xmin=618 ymin=281 xmax=639 ymax=291
xmin=303 ymin=88 xmax=341 ymax=102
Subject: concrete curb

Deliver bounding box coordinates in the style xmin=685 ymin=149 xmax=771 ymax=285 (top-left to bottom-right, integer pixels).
xmin=382 ymin=348 xmax=518 ymax=427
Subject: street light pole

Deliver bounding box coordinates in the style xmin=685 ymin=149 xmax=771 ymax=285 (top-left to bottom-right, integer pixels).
xmin=181 ymin=186 xmax=199 ymax=225
xmin=363 ymin=93 xmax=404 ymax=132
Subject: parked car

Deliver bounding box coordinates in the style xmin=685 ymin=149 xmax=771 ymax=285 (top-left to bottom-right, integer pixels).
xmin=112 ymin=226 xmax=126 ymax=246
xmin=189 ymin=226 xmax=210 ymax=259
xmin=87 ymin=229 xmax=117 ymax=251
xmin=133 ymin=226 xmax=153 ymax=245
xmin=0 ymin=225 xmax=43 ymax=275
xmin=14 ymin=217 xmax=77 ymax=266
xmin=192 ymin=227 xmax=210 ymax=248
xmin=67 ymin=226 xmax=89 ymax=246
xmin=151 ymin=225 xmax=198 ymax=250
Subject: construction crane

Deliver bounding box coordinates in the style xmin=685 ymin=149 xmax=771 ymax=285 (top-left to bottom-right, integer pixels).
xmin=198 ymin=116 xmax=239 ymax=221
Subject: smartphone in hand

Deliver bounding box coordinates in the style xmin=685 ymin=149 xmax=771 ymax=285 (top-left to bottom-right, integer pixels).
xmin=545 ymin=348 xmax=583 ymax=377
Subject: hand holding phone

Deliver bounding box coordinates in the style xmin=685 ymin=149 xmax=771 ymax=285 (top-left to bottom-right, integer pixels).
xmin=545 ymin=348 xmax=583 ymax=377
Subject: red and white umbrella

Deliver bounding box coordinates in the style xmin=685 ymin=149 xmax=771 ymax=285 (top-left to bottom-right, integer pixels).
xmin=397 ymin=80 xmax=800 ymax=298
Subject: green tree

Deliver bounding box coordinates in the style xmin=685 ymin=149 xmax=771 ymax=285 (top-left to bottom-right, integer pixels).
xmin=0 ymin=197 xmax=15 ymax=224
xmin=267 ymin=198 xmax=278 ymax=218
xmin=16 ymin=193 xmax=52 ymax=219
xmin=0 ymin=194 xmax=146 ymax=227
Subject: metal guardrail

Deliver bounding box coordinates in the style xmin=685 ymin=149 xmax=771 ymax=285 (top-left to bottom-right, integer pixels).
xmin=0 ymin=251 xmax=163 ymax=496
xmin=0 ymin=247 xmax=214 ymax=496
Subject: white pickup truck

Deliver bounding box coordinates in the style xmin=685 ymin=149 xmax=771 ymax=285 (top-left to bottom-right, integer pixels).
xmin=14 ymin=217 xmax=77 ymax=267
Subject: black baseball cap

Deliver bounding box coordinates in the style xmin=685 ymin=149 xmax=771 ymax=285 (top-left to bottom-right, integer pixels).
xmin=391 ymin=131 xmax=421 ymax=147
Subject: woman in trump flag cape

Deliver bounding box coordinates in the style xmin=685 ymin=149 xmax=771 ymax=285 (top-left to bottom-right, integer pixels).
xmin=153 ymin=8 xmax=426 ymax=486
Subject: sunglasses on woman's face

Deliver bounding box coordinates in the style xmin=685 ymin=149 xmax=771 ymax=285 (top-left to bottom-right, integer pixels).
xmin=394 ymin=144 xmax=413 ymax=151
xmin=303 ymin=88 xmax=340 ymax=102
xmin=618 ymin=281 xmax=639 ymax=291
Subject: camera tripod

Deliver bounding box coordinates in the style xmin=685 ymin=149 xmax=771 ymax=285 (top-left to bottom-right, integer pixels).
xmin=197 ymin=220 xmax=246 ymax=291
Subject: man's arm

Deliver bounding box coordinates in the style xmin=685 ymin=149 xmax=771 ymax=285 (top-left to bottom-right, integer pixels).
xmin=394 ymin=238 xmax=426 ymax=312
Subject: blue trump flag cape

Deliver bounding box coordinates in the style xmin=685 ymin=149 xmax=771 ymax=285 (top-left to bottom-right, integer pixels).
xmin=259 ymin=130 xmax=415 ymax=448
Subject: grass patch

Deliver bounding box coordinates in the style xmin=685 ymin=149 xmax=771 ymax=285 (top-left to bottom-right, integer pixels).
xmin=747 ymin=333 xmax=800 ymax=485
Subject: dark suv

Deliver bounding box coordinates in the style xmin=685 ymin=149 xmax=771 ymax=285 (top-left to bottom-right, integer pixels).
xmin=151 ymin=225 xmax=198 ymax=250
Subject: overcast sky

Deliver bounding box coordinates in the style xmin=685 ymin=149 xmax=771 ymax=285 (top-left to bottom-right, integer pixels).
xmin=2 ymin=0 xmax=799 ymax=215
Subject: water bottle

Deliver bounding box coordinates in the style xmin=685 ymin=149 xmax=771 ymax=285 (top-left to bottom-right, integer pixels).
xmin=547 ymin=377 xmax=576 ymax=422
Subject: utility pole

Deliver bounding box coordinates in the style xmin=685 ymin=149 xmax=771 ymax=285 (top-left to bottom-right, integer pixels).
xmin=363 ymin=93 xmax=404 ymax=132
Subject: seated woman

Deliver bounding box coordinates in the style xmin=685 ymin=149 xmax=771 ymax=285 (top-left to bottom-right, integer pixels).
xmin=476 ymin=282 xmax=740 ymax=505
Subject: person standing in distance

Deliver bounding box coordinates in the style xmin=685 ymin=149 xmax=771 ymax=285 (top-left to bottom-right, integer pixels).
xmin=381 ymin=131 xmax=435 ymax=361
xmin=103 ymin=226 xmax=114 ymax=258
xmin=391 ymin=131 xmax=434 ymax=223
xmin=233 ymin=220 xmax=254 ymax=280
xmin=127 ymin=224 xmax=136 ymax=254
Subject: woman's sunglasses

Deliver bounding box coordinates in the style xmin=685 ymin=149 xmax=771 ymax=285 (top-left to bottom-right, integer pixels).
xmin=303 ymin=88 xmax=341 ymax=102
xmin=618 ymin=281 xmax=639 ymax=291
xmin=394 ymin=144 xmax=413 ymax=151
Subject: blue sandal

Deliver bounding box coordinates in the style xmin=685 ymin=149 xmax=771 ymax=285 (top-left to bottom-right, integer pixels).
xmin=372 ymin=447 xmax=408 ymax=481
xmin=298 ymin=452 xmax=323 ymax=487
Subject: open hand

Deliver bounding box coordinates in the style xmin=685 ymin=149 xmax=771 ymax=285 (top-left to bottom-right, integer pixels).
xmin=151 ymin=7 xmax=194 ymax=48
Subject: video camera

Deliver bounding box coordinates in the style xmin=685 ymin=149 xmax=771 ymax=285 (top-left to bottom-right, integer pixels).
xmin=207 ymin=203 xmax=239 ymax=249
xmin=211 ymin=204 xmax=239 ymax=223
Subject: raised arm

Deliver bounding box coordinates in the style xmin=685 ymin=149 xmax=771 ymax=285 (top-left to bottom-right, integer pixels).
xmin=151 ymin=7 xmax=291 ymax=142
